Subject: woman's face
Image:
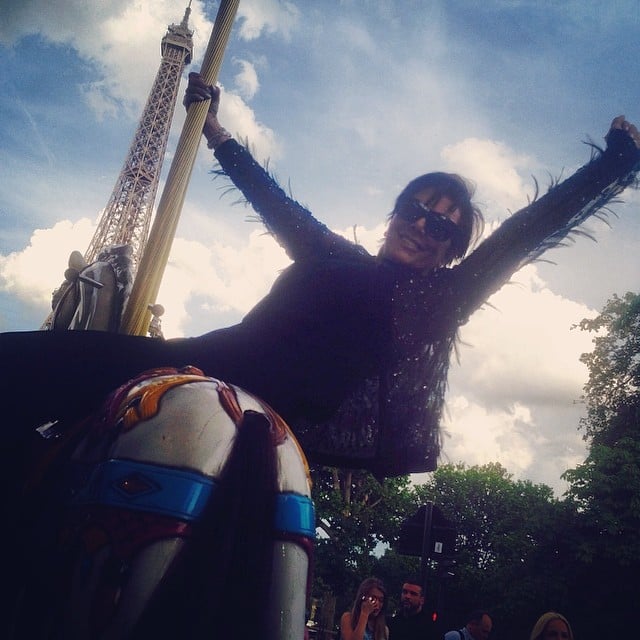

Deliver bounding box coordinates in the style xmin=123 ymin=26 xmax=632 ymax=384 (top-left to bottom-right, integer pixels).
xmin=380 ymin=187 xmax=462 ymax=272
xmin=364 ymin=587 xmax=385 ymax=617
xmin=543 ymin=619 xmax=570 ymax=640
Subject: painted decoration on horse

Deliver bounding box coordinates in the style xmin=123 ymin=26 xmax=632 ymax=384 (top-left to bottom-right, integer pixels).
xmin=11 ymin=367 xmax=314 ymax=640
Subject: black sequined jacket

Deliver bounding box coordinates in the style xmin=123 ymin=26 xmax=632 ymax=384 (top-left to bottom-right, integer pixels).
xmin=212 ymin=131 xmax=639 ymax=476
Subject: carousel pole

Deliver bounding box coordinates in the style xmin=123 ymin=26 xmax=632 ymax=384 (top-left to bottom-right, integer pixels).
xmin=120 ymin=0 xmax=240 ymax=336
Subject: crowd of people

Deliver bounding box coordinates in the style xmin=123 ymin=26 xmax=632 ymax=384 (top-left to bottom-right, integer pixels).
xmin=338 ymin=576 xmax=572 ymax=640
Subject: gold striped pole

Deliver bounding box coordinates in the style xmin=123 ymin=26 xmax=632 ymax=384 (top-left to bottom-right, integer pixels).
xmin=121 ymin=0 xmax=240 ymax=336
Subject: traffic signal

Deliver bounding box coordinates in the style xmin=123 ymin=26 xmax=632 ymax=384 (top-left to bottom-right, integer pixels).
xmin=396 ymin=503 xmax=456 ymax=558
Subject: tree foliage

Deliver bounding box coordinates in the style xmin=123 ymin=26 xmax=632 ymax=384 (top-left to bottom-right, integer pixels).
xmin=565 ymin=292 xmax=640 ymax=563
xmin=574 ymin=291 xmax=640 ymax=443
xmin=310 ymin=462 xmax=571 ymax=639
xmin=562 ymin=292 xmax=640 ymax=637
xmin=412 ymin=463 xmax=572 ymax=637
xmin=310 ymin=466 xmax=417 ymax=617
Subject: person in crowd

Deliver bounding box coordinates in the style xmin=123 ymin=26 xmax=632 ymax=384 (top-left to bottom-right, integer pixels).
xmin=387 ymin=578 xmax=438 ymax=639
xmin=340 ymin=577 xmax=389 ymax=640
xmin=1 ymin=73 xmax=639 ymax=481
xmin=529 ymin=612 xmax=573 ymax=640
xmin=444 ymin=609 xmax=493 ymax=640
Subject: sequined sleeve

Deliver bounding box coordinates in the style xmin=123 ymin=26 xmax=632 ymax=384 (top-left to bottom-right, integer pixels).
xmin=450 ymin=129 xmax=640 ymax=323
xmin=214 ymin=139 xmax=368 ymax=262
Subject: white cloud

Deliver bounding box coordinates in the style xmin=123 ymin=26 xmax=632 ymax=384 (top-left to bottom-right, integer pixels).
xmin=157 ymin=229 xmax=290 ymax=337
xmin=215 ymin=86 xmax=280 ymax=162
xmin=453 ymin=264 xmax=594 ymax=409
xmin=0 ymin=1 xmax=127 ymax=47
xmin=437 ymin=390 xmax=586 ymax=496
xmin=232 ymin=58 xmax=260 ymax=100
xmin=7 ymin=0 xmax=287 ymax=183
xmin=335 ymin=19 xmax=377 ymax=56
xmin=434 ymin=263 xmax=596 ymax=494
xmin=0 ymin=218 xmax=95 ymax=306
xmin=236 ymin=0 xmax=299 ymax=41
xmin=1 ymin=0 xmax=213 ymax=111
xmin=80 ymin=81 xmax=121 ymax=122
xmin=81 ymin=2 xmax=212 ymax=112
xmin=442 ymin=137 xmax=537 ymax=219
xmin=442 ymin=396 xmax=536 ymax=472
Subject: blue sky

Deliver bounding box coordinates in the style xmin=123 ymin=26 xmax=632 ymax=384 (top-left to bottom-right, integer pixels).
xmin=1 ymin=0 xmax=639 ymax=493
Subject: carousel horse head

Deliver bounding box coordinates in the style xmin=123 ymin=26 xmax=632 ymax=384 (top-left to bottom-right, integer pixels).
xmin=12 ymin=367 xmax=314 ymax=640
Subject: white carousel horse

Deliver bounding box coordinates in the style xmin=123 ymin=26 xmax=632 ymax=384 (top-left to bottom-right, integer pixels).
xmin=11 ymin=366 xmax=315 ymax=639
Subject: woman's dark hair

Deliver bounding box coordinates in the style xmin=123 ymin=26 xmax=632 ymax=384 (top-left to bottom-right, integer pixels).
xmin=392 ymin=171 xmax=484 ymax=263
xmin=349 ymin=577 xmax=388 ymax=640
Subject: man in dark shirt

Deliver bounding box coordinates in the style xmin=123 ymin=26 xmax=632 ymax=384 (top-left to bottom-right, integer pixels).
xmin=388 ymin=579 xmax=438 ymax=640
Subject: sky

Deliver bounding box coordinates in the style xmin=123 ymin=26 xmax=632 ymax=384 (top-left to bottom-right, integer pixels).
xmin=1 ymin=0 xmax=639 ymax=496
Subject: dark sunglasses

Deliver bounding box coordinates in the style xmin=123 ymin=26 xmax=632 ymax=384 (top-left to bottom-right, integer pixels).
xmin=396 ymin=200 xmax=463 ymax=245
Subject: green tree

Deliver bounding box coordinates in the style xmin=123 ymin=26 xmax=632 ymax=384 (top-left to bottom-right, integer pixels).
xmin=413 ymin=463 xmax=573 ymax=638
xmin=573 ymin=291 xmax=640 ymax=444
xmin=565 ymin=292 xmax=640 ymax=562
xmin=310 ymin=466 xmax=417 ymax=624
xmin=562 ymin=292 xmax=640 ymax=637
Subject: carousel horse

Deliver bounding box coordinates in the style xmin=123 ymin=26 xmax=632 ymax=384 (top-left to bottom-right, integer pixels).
xmin=8 ymin=247 xmax=314 ymax=637
xmin=9 ymin=367 xmax=315 ymax=639
xmin=47 ymin=245 xmax=135 ymax=333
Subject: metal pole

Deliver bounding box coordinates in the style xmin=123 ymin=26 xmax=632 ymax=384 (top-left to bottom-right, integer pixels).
xmin=420 ymin=501 xmax=434 ymax=592
xmin=121 ymin=0 xmax=240 ymax=336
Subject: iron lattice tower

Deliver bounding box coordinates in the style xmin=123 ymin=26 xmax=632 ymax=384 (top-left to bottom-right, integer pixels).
xmin=84 ymin=5 xmax=194 ymax=270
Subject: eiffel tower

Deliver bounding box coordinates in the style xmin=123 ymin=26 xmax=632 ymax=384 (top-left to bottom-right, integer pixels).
xmin=85 ymin=5 xmax=194 ymax=268
xmin=44 ymin=3 xmax=194 ymax=332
